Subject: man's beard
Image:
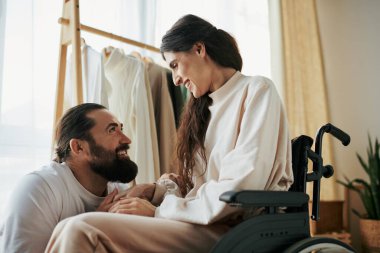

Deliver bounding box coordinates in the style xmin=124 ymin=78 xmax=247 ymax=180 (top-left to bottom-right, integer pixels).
xmin=88 ymin=141 xmax=138 ymax=183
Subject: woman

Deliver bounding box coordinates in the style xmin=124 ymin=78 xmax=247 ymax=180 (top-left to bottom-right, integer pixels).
xmin=45 ymin=14 xmax=293 ymax=253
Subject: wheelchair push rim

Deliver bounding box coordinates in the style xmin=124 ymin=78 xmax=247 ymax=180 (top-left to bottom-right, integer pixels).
xmin=284 ymin=237 xmax=356 ymax=253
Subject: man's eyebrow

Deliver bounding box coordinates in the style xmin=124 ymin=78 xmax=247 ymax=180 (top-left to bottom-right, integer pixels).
xmin=105 ymin=122 xmax=119 ymax=130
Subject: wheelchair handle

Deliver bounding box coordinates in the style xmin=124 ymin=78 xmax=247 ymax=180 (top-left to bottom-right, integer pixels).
xmin=324 ymin=123 xmax=351 ymax=146
xmin=311 ymin=123 xmax=351 ymax=221
xmin=315 ymin=123 xmax=350 ymax=156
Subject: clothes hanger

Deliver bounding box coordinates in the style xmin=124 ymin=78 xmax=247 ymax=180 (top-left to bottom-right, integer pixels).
xmin=103 ymin=46 xmax=115 ymax=59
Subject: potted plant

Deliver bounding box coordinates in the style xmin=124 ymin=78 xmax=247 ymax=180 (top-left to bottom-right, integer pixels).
xmin=338 ymin=135 xmax=380 ymax=253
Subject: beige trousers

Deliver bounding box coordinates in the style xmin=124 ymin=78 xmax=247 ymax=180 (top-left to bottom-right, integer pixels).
xmin=45 ymin=212 xmax=230 ymax=253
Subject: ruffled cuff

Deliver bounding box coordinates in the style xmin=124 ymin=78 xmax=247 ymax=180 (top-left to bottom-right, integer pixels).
xmin=151 ymin=183 xmax=166 ymax=206
xmin=151 ymin=179 xmax=181 ymax=206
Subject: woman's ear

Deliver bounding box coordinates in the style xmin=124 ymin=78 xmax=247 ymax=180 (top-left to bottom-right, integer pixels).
xmin=194 ymin=42 xmax=205 ymax=56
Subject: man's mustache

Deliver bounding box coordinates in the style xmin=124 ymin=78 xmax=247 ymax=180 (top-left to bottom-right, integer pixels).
xmin=115 ymin=143 xmax=130 ymax=153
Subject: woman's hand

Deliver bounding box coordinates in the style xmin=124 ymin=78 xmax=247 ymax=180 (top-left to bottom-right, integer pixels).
xmin=160 ymin=173 xmax=184 ymax=190
xmin=96 ymin=188 xmax=118 ymax=212
xmin=160 ymin=173 xmax=186 ymax=196
xmin=109 ymin=197 xmax=156 ymax=217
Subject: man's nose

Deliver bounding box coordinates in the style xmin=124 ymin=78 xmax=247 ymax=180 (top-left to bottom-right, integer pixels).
xmin=120 ymin=132 xmax=132 ymax=144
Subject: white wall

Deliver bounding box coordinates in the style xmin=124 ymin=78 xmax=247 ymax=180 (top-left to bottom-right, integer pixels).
xmin=316 ymin=0 xmax=380 ymax=251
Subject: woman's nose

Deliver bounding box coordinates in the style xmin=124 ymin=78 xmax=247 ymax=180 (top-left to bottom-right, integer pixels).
xmin=173 ymin=74 xmax=182 ymax=86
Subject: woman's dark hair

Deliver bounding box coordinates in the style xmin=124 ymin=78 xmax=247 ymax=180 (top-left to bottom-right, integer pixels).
xmin=54 ymin=103 xmax=106 ymax=163
xmin=160 ymin=14 xmax=242 ymax=71
xmin=161 ymin=14 xmax=242 ymax=194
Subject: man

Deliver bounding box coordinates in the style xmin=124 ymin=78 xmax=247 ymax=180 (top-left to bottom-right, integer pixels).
xmin=0 ymin=103 xmax=138 ymax=253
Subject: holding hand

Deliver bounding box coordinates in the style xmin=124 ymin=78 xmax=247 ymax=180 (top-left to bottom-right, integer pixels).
xmin=96 ymin=188 xmax=119 ymax=212
xmin=160 ymin=173 xmax=185 ymax=196
xmin=109 ymin=197 xmax=156 ymax=217
xmin=113 ymin=183 xmax=156 ymax=202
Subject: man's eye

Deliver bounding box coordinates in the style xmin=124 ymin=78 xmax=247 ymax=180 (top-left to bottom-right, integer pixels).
xmin=108 ymin=127 xmax=116 ymax=133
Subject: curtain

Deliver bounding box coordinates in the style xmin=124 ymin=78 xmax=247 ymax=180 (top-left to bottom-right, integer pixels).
xmin=0 ymin=0 xmax=61 ymax=217
xmin=280 ymin=0 xmax=339 ymax=200
xmin=0 ymin=0 xmax=6 ymax=122
xmin=268 ymin=0 xmax=285 ymax=99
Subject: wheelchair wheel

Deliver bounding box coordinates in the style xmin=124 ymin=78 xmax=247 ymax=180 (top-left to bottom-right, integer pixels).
xmin=284 ymin=237 xmax=356 ymax=253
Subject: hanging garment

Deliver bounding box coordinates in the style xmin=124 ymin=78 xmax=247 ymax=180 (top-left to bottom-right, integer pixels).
xmin=103 ymin=48 xmax=159 ymax=184
xmin=64 ymin=44 xmax=109 ymax=111
xmin=145 ymin=61 xmax=177 ymax=175
xmin=82 ymin=45 xmax=109 ymax=107
xmin=166 ymin=71 xmax=187 ymax=128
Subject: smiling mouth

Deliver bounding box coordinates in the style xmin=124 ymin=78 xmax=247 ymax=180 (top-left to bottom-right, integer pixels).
xmin=117 ymin=149 xmax=129 ymax=159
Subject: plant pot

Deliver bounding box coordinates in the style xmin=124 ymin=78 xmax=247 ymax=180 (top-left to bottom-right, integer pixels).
xmin=360 ymin=218 xmax=380 ymax=253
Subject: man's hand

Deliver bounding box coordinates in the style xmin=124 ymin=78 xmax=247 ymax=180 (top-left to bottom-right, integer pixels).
xmin=114 ymin=183 xmax=156 ymax=202
xmin=109 ymin=197 xmax=156 ymax=217
xmin=96 ymin=188 xmax=118 ymax=212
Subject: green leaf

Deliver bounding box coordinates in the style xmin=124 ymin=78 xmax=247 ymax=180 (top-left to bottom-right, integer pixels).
xmin=342 ymin=134 xmax=380 ymax=220
xmin=357 ymin=153 xmax=369 ymax=175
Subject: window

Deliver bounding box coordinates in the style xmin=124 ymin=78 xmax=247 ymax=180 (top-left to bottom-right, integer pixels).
xmin=0 ymin=0 xmax=61 ymax=216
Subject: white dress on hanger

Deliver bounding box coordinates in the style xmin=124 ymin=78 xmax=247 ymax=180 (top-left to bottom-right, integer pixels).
xmin=64 ymin=44 xmax=108 ymax=110
xmin=82 ymin=45 xmax=109 ymax=107
xmin=103 ymin=48 xmax=159 ymax=184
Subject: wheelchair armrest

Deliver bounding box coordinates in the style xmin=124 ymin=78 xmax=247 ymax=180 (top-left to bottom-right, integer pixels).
xmin=219 ymin=190 xmax=309 ymax=208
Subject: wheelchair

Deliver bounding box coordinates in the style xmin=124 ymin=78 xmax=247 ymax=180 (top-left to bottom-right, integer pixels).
xmin=210 ymin=123 xmax=357 ymax=253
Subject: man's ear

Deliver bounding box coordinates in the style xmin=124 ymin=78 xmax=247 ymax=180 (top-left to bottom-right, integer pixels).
xmin=69 ymin=139 xmax=85 ymax=156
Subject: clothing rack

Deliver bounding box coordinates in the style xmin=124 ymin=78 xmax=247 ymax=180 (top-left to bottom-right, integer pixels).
xmin=54 ymin=0 xmax=160 ymax=128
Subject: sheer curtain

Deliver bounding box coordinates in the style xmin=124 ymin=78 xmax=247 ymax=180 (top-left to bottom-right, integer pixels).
xmin=78 ymin=0 xmax=271 ymax=77
xmin=0 ymin=0 xmax=271 ymax=217
xmin=0 ymin=0 xmax=61 ymax=216
xmin=280 ymin=0 xmax=337 ymax=200
xmin=0 ymin=0 xmax=6 ymax=118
